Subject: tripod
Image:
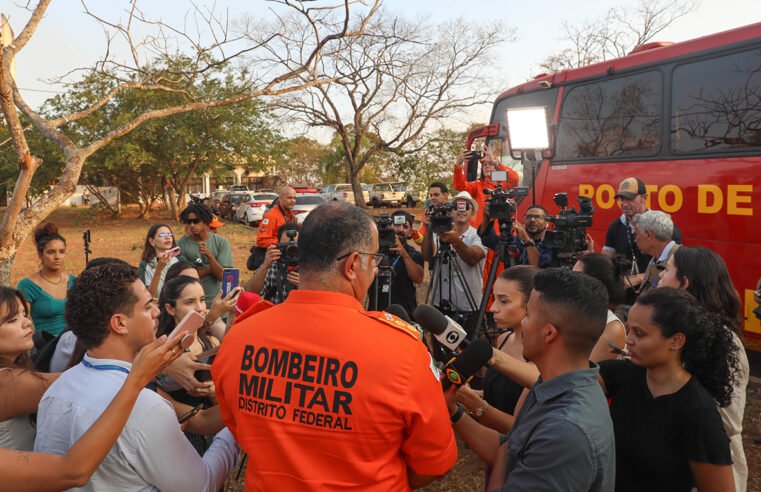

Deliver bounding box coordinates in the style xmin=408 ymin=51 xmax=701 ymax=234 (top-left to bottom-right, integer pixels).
xmin=368 ymin=254 xmax=394 ymax=311
xmin=425 ymin=240 xmax=479 ymax=322
xmin=472 ymin=218 xmax=518 ymax=342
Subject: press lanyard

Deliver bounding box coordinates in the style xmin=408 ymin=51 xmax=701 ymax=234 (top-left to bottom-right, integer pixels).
xmin=82 ymin=359 xmax=130 ymax=375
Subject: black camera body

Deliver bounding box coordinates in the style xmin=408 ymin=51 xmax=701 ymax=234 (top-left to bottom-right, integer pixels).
xmin=376 ymin=214 xmax=397 ymax=252
xmin=278 ymin=230 xmax=299 ymax=267
xmin=428 ymin=203 xmax=455 ymax=234
xmin=484 ymin=185 xmax=518 ymax=222
xmin=543 ymin=193 xmax=594 ymax=260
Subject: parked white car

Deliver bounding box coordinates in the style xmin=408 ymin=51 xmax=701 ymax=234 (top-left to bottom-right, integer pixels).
xmin=319 ymin=183 xmax=369 ymax=205
xmin=236 ymin=192 xmax=278 ymax=226
xmin=367 ymin=183 xmax=406 ymax=208
xmin=292 ymin=194 xmax=326 ymax=224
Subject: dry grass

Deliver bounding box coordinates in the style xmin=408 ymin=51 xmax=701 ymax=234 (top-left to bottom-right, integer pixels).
xmin=11 ymin=206 xmax=761 ymax=491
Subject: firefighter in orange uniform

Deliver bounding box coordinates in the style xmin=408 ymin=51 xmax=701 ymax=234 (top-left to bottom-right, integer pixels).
xmin=256 ymin=186 xmax=297 ymax=249
xmin=213 ymin=202 xmax=457 ymax=491
xmin=453 ymin=144 xmax=519 ymax=228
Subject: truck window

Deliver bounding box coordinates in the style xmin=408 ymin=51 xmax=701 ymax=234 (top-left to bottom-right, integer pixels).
xmin=671 ymin=47 xmax=761 ymax=154
xmin=556 ymin=70 xmax=662 ymax=160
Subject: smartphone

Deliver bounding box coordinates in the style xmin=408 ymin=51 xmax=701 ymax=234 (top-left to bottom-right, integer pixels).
xmin=222 ymin=268 xmax=240 ymax=298
xmin=168 ymin=310 xmax=205 ymax=340
xmin=166 ymin=246 xmax=181 ymax=258
xmin=607 ymin=341 xmax=628 ymax=356
xmin=178 ymin=404 xmax=203 ymax=424
xmin=490 ymin=170 xmax=507 ymax=182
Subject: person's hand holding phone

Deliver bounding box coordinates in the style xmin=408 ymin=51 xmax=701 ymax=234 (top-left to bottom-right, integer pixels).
xmin=208 ymin=287 xmax=242 ymax=323
xmin=129 ymin=335 xmax=185 ymax=389
xmin=161 ymin=352 xmax=213 ymax=393
xmin=198 ymin=242 xmax=213 ymax=260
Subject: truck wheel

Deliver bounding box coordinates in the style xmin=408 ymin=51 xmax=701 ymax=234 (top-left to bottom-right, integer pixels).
xmin=372 ymin=198 xmax=381 ymax=208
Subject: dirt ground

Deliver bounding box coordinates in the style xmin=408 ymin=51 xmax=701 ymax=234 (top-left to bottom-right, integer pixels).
xmin=12 ymin=206 xmax=761 ymax=491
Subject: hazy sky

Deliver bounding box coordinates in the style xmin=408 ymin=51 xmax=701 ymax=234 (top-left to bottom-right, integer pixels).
xmin=5 ymin=0 xmax=761 ymax=129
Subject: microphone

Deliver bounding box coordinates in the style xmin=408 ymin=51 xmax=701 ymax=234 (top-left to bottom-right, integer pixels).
xmin=441 ymin=338 xmax=492 ymax=390
xmin=385 ymin=304 xmax=423 ymax=337
xmin=413 ymin=304 xmax=468 ymax=351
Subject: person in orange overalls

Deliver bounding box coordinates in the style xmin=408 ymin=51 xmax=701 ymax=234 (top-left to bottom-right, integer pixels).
xmin=213 ymin=202 xmax=456 ymax=491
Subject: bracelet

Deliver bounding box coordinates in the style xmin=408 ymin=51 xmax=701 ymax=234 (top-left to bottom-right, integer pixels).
xmin=469 ymin=401 xmax=488 ymax=420
xmin=450 ymin=403 xmax=466 ymax=424
xmin=524 ymin=240 xmax=536 ymax=248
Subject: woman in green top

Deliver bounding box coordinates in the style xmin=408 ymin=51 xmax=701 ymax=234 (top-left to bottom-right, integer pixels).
xmin=17 ymin=223 xmax=75 ymax=338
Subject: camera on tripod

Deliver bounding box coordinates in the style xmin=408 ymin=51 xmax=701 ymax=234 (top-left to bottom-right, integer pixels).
xmin=375 ymin=214 xmax=398 ymax=254
xmin=277 ymin=230 xmax=299 ymax=267
xmin=427 ymin=204 xmax=455 ymax=234
xmin=484 ymin=171 xmax=529 ymax=222
xmin=543 ymin=192 xmax=594 ymax=259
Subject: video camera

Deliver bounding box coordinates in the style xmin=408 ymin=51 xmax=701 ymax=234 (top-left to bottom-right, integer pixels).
xmin=427 ymin=203 xmax=455 ymax=234
xmin=483 ymin=170 xmax=518 ymax=222
xmin=277 ymin=229 xmax=299 ymax=267
xmin=376 ymin=214 xmax=397 ymax=253
xmin=543 ymin=192 xmax=594 ymax=262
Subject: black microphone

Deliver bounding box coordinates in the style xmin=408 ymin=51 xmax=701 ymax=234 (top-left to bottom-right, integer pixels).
xmin=413 ymin=304 xmax=468 ymax=351
xmin=385 ymin=304 xmax=423 ymax=337
xmin=441 ymin=338 xmax=492 ymax=390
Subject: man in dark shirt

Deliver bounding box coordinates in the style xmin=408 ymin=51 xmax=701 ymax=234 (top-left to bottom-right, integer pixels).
xmin=447 ymin=268 xmax=615 ymax=491
xmin=480 ymin=205 xmax=555 ymax=268
xmin=368 ymin=210 xmax=424 ymax=314
xmin=602 ymin=177 xmax=682 ymax=275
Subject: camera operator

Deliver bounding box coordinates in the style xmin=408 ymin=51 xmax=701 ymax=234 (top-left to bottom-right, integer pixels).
xmin=454 ymin=144 xmax=519 ymax=228
xmin=412 ymin=182 xmax=450 ymax=246
xmin=367 ymin=211 xmax=424 ymax=314
xmin=421 ymin=191 xmax=486 ymax=330
xmin=479 ymin=204 xmax=556 ymax=268
xmin=244 ymin=223 xmax=300 ymax=304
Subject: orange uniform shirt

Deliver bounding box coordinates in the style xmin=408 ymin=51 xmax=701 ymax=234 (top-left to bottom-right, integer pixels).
xmin=452 ymin=162 xmax=519 ymax=228
xmin=255 ymin=205 xmax=296 ymax=248
xmin=212 ymin=290 xmax=457 ymax=491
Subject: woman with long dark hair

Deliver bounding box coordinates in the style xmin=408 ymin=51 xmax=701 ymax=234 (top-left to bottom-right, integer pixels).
xmin=573 ymin=253 xmax=627 ymax=361
xmin=138 ymin=224 xmax=179 ymax=297
xmin=17 ymin=223 xmax=76 ymax=338
xmin=658 ymin=246 xmax=749 ymax=491
xmin=456 ymin=266 xmax=538 ymax=433
xmin=0 ymin=287 xmax=58 ymax=450
xmin=599 ymin=288 xmax=739 ymax=491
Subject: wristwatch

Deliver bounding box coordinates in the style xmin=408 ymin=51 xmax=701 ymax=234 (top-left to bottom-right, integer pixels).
xmin=524 ymin=240 xmax=536 ymax=248
xmin=450 ymin=403 xmax=466 ymax=424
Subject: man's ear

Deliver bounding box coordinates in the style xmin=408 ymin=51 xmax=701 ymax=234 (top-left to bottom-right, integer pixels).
xmin=110 ymin=313 xmax=129 ymax=336
xmin=341 ymin=253 xmax=360 ymax=282
xmin=544 ymin=323 xmax=559 ymax=344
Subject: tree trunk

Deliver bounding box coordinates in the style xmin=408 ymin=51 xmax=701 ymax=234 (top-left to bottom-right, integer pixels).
xmin=349 ymin=171 xmax=367 ymax=208
xmin=0 ymin=251 xmax=17 ymax=287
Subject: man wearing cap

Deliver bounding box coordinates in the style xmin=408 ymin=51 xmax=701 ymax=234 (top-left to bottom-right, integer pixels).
xmin=367 ymin=210 xmax=424 ymax=314
xmin=454 ymin=144 xmax=519 ymax=228
xmin=422 ymin=191 xmax=487 ymax=336
xmin=602 ymin=177 xmax=681 ymax=276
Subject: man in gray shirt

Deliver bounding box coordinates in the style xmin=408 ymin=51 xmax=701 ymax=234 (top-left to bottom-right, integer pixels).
xmin=447 ymin=268 xmax=615 ymax=491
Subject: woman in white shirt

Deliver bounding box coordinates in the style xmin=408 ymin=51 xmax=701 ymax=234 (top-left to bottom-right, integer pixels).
xmin=659 ymin=246 xmax=750 ymax=492
xmin=138 ymin=224 xmax=179 ymax=298
xmin=0 ymin=287 xmax=57 ymax=451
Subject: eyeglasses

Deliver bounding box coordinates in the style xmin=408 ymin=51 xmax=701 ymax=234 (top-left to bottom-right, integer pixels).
xmin=183 ymin=218 xmax=202 ymax=225
xmin=158 ymin=232 xmax=174 ymax=238
xmin=524 ymin=214 xmax=546 ymax=221
xmin=335 ymin=251 xmax=384 ymax=267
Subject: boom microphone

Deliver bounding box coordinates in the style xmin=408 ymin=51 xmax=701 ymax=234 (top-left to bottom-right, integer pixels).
xmin=413 ymin=304 xmax=468 ymax=351
xmin=441 ymin=338 xmax=492 ymax=390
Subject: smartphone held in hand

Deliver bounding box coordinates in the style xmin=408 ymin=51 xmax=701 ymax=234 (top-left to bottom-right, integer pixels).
xmin=222 ymin=268 xmax=240 ymax=298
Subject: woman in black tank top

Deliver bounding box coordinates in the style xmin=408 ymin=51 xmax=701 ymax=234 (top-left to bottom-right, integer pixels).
xmin=456 ymin=266 xmax=538 ymax=434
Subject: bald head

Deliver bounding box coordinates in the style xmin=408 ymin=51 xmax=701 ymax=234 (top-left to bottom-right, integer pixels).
xmin=279 ymin=186 xmax=297 ymax=211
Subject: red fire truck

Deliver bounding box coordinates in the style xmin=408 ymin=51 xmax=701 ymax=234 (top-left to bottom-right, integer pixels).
xmin=473 ymin=22 xmax=761 ymax=347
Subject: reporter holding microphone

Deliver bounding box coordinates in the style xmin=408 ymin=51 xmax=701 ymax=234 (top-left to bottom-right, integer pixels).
xmin=447 ymin=268 xmax=615 ymax=491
